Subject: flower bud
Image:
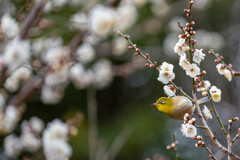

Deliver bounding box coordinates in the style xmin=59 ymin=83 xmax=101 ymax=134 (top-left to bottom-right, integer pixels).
xmin=136 ymin=48 xmax=140 ymax=53
xmin=195 ymin=143 xmax=199 ymax=148
xmin=134 ymin=52 xmax=139 ymax=56
xmin=175 ymin=141 xmax=179 ymax=145
xmin=184 ymin=113 xmax=190 ymax=120
xmin=145 ymin=63 xmax=150 ymax=67
xmin=124 ymin=35 xmax=130 ymax=39
xmin=209 ymin=155 xmax=213 ymax=159
xmin=233 ymin=117 xmax=239 ymax=121
xmin=191 ymin=118 xmax=196 ymax=123
xmin=198 ymin=141 xmax=202 ymax=145
xmin=188 ymin=120 xmax=193 ymax=125
xmin=166 ymin=145 xmax=172 ymax=150
xmin=171 ymin=143 xmax=176 ymax=148
xmin=192 ymin=136 xmax=197 ymax=140
xmin=184 ymin=9 xmax=190 ymax=13
xmin=150 ymin=64 xmax=156 ymax=68
xmin=202 ymin=91 xmax=208 ymax=97
xmin=145 ymin=54 xmax=149 ymax=59
xmin=197 ymin=136 xmax=202 ymax=140
xmin=228 ymin=119 xmax=232 ymax=124
xmin=128 ymin=46 xmax=134 ymax=50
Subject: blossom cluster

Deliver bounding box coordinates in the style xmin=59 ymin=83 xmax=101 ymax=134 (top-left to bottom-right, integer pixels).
xmin=0 ymin=0 xmax=157 ymax=159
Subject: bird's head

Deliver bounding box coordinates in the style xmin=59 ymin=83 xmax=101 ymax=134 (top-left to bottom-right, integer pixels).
xmin=152 ymin=97 xmax=174 ymax=115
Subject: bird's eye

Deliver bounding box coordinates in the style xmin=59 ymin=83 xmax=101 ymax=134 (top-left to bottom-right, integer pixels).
xmin=160 ymin=100 xmax=165 ymax=104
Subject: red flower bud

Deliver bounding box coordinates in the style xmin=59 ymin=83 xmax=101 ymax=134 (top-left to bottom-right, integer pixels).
xmin=124 ymin=35 xmax=130 ymax=39
xmin=128 ymin=46 xmax=134 ymax=50
xmin=146 ymin=54 xmax=149 ymax=59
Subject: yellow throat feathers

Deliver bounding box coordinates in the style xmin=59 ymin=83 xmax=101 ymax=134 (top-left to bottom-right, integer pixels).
xmin=156 ymin=97 xmax=174 ymax=115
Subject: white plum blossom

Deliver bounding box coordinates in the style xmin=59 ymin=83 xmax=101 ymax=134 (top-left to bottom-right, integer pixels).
xmin=70 ymin=64 xmax=94 ymax=89
xmin=29 ymin=117 xmax=45 ymax=134
xmin=11 ymin=66 xmax=32 ymax=82
xmin=88 ymin=5 xmax=116 ymax=37
xmin=197 ymin=80 xmax=211 ymax=92
xmin=92 ymin=59 xmax=113 ymax=89
xmin=161 ymin=62 xmax=174 ymax=71
xmin=179 ymin=54 xmax=191 ymax=70
xmin=4 ymin=134 xmax=22 ymax=157
xmin=43 ymin=119 xmax=72 ymax=160
xmin=210 ymin=86 xmax=221 ymax=102
xmin=3 ymin=38 xmax=30 ymax=72
xmin=193 ymin=49 xmax=205 ymax=63
xmin=32 ymin=38 xmax=45 ymax=55
xmin=44 ymin=36 xmax=63 ymax=49
xmin=223 ymin=69 xmax=232 ymax=81
xmin=204 ymin=80 xmax=211 ymax=90
xmin=0 ymin=106 xmax=21 ymax=134
xmin=4 ymin=76 xmax=20 ymax=92
xmin=185 ymin=63 xmax=200 ymax=78
xmin=163 ymin=85 xmax=176 ymax=97
xmin=43 ymin=46 xmax=69 ymax=64
xmin=116 ymin=4 xmax=138 ymax=32
xmin=216 ymin=63 xmax=225 ymax=75
xmin=180 ymin=124 xmax=197 ymax=138
xmin=20 ymin=132 xmax=41 ymax=153
xmin=1 ymin=14 xmax=19 ymax=38
xmin=174 ymin=38 xmax=189 ymax=56
xmin=41 ymin=85 xmax=64 ymax=104
xmin=76 ymin=43 xmax=95 ymax=63
xmin=157 ymin=62 xmax=175 ymax=84
xmin=44 ymin=47 xmax=71 ymax=86
xmin=43 ymin=119 xmax=69 ymax=141
xmin=70 ymin=12 xmax=88 ymax=30
xmin=202 ymin=105 xmax=212 ymax=119
xmin=44 ymin=140 xmax=72 ymax=160
xmin=4 ymin=66 xmax=32 ymax=92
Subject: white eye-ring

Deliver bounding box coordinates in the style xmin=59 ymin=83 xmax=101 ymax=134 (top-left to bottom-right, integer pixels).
xmin=160 ymin=100 xmax=165 ymax=104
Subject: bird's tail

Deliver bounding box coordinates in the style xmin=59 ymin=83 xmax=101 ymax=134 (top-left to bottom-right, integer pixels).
xmin=197 ymin=97 xmax=210 ymax=104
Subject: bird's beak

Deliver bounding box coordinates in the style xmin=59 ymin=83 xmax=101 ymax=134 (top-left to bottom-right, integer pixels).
xmin=152 ymin=103 xmax=157 ymax=106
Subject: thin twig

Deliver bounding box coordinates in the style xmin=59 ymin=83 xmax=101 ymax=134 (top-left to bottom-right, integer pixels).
xmin=232 ymin=133 xmax=240 ymax=144
xmin=115 ymin=29 xmax=193 ymax=102
xmin=8 ymin=70 xmax=46 ymax=106
xmin=207 ymin=94 xmax=228 ymax=139
xmin=173 ymin=133 xmax=178 ymax=160
xmin=19 ymin=0 xmax=47 ymax=39
xmin=210 ymin=49 xmax=240 ymax=77
xmin=192 ymin=92 xmax=240 ymax=160
xmin=194 ymin=125 xmax=207 ymax=129
xmin=204 ymin=146 xmax=217 ymax=160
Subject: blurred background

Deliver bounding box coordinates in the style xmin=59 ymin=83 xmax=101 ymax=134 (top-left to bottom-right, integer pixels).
xmin=1 ymin=0 xmax=240 ymax=159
